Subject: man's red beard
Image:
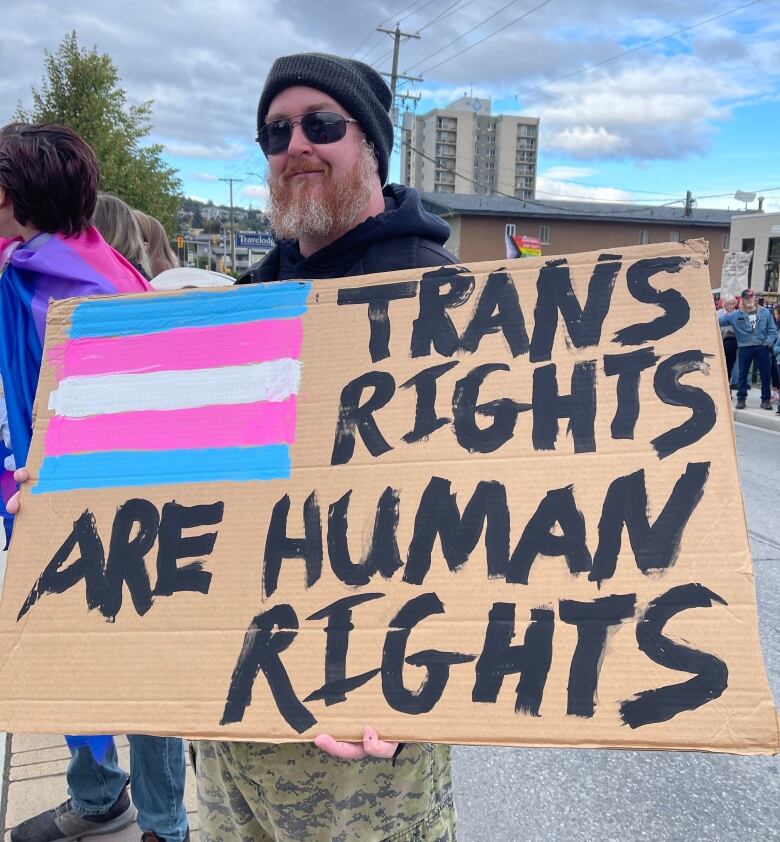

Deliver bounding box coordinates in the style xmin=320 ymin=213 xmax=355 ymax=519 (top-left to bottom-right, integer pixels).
xmin=267 ymin=137 xmax=377 ymax=243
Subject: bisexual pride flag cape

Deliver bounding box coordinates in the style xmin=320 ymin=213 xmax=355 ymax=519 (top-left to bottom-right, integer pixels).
xmin=0 ymin=229 xmax=152 ymax=471
xmin=0 ymin=229 xmax=150 ymax=762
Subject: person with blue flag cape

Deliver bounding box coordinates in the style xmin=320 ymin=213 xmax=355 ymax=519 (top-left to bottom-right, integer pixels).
xmin=0 ymin=123 xmax=189 ymax=842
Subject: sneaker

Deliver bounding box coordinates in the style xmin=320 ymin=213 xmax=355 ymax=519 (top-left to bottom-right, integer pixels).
xmin=736 ymin=399 xmax=746 ymax=409
xmin=10 ymin=786 xmax=137 ymax=842
xmin=141 ymin=832 xmax=190 ymax=842
xmin=761 ymin=400 xmax=773 ymax=410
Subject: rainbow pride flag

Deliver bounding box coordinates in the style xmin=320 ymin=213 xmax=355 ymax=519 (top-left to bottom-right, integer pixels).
xmin=37 ymin=282 xmax=311 ymax=494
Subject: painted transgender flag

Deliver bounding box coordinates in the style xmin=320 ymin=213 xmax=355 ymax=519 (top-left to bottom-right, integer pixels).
xmin=36 ymin=282 xmax=311 ymax=494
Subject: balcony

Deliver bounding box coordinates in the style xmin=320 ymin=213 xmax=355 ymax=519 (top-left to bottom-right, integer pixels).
xmin=436 ymin=144 xmax=456 ymax=158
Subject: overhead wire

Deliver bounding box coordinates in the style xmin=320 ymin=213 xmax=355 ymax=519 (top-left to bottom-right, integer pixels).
xmin=514 ymin=0 xmax=767 ymax=98
xmin=405 ymin=0 xmax=533 ymax=72
xmin=354 ymin=0 xmax=431 ymax=61
xmin=399 ymin=138 xmax=680 ymax=214
xmin=417 ymin=0 xmax=477 ymax=32
xmin=397 ymin=0 xmax=441 ymax=25
xmin=396 ymin=0 xmax=553 ymax=94
xmin=400 ymin=137 xmax=738 ymax=219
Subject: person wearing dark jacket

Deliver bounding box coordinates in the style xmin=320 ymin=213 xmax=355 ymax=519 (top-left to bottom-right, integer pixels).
xmin=239 ymin=181 xmax=453 ymax=283
xmin=197 ymin=53 xmax=457 ymax=842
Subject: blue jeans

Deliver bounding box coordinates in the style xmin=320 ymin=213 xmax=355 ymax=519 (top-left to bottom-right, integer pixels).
xmin=736 ymin=345 xmax=772 ymax=401
xmin=67 ymin=735 xmax=187 ymax=841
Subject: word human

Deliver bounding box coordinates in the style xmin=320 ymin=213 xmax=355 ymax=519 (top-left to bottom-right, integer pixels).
xmin=333 ymin=256 xmax=714 ymax=463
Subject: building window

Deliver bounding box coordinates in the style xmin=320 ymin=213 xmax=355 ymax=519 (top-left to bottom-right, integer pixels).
xmin=722 ymin=231 xmax=730 ymax=251
xmin=639 ymin=228 xmax=650 ymax=245
xmin=506 ymin=224 xmax=516 ymax=237
xmin=539 ymin=224 xmax=550 ymax=245
xmin=669 ymin=230 xmax=680 ymax=243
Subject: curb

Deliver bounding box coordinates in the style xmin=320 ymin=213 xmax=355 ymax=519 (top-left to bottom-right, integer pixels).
xmin=732 ymin=408 xmax=780 ymax=433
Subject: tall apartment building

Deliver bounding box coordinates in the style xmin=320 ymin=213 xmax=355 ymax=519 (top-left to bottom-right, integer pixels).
xmin=400 ymin=97 xmax=539 ymax=198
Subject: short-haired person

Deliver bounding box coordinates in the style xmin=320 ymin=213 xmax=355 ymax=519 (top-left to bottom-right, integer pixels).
xmin=718 ymin=288 xmax=777 ymax=409
xmin=0 ymin=123 xmax=188 ymax=842
xmin=196 ymin=54 xmax=457 ymax=842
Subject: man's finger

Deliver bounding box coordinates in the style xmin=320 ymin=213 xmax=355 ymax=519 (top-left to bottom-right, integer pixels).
xmin=362 ymin=727 xmax=397 ymax=759
xmin=5 ymin=491 xmax=20 ymax=515
xmin=314 ymin=734 xmax=367 ymax=760
xmin=13 ymin=468 xmax=28 ymax=484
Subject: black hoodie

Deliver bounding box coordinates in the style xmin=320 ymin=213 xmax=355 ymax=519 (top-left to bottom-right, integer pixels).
xmin=239 ymin=184 xmax=456 ymax=283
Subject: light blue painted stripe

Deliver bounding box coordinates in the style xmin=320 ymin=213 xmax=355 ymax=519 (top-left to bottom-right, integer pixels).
xmin=32 ymin=445 xmax=290 ymax=493
xmin=69 ymin=282 xmax=311 ymax=338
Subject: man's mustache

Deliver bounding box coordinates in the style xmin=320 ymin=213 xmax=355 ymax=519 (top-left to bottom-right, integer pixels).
xmin=281 ymin=160 xmax=330 ymax=180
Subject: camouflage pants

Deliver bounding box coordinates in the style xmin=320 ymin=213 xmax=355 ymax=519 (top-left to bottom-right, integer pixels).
xmin=196 ymin=740 xmax=456 ymax=842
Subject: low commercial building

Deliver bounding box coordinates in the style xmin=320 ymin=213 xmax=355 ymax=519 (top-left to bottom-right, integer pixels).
xmin=728 ymin=211 xmax=780 ymax=293
xmin=422 ymin=193 xmax=738 ymax=287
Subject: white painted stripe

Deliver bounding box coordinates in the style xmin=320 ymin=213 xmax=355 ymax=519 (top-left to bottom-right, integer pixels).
xmin=49 ymin=358 xmax=301 ymax=418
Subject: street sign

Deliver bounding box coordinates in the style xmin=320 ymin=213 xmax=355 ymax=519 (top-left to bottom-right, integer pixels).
xmin=235 ymin=231 xmax=274 ymax=249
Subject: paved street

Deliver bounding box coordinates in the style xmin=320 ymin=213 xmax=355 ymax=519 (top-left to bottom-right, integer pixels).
xmin=0 ymin=423 xmax=778 ymax=841
xmin=452 ymin=421 xmax=780 ymax=842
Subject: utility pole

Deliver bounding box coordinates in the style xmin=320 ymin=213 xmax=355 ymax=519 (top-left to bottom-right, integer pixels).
xmin=684 ymin=190 xmax=694 ymax=218
xmin=376 ymin=25 xmax=423 ymax=116
xmin=219 ymin=177 xmax=243 ymax=273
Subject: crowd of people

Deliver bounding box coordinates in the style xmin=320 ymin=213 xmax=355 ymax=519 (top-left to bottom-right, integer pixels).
xmin=717 ymin=290 xmax=780 ymax=413
xmin=0 ymin=52 xmax=457 ymax=842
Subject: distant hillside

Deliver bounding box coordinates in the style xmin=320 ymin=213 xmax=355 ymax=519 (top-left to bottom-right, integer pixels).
xmin=178 ymin=197 xmax=269 ymax=233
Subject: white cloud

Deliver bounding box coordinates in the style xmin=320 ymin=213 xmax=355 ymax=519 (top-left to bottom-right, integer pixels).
xmin=166 ymin=142 xmax=248 ymax=160
xmin=535 ymin=175 xmax=635 ymax=203
xmin=522 ymin=56 xmax=761 ymax=161
xmin=541 ymin=166 xmax=598 ymax=180
xmin=546 ymin=126 xmax=626 ymax=157
xmin=241 ymin=184 xmax=269 ymax=205
xmin=3 ymin=0 xmax=777 ymax=192
xmin=191 ymin=172 xmax=219 ymax=182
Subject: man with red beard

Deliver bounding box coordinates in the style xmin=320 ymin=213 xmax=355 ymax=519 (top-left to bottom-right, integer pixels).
xmin=196 ymin=53 xmax=457 ymax=842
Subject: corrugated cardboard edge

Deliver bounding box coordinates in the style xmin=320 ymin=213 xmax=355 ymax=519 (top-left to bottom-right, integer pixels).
xmin=0 ymin=732 xmax=9 ymax=835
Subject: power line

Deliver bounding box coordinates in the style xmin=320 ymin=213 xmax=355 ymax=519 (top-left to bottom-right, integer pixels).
xmin=379 ymin=0 xmax=429 ymax=27
xmin=400 ymin=137 xmax=717 ymax=218
xmin=417 ymin=0 xmax=476 ymax=32
xmin=351 ymin=30 xmax=383 ymax=59
xmin=398 ymin=0 xmax=440 ymax=25
xmin=515 ymin=0 xmax=766 ymax=99
xmin=354 ymin=0 xmax=429 ymax=61
xmin=400 ymin=0 xmax=553 ymax=87
xmin=406 ymin=0 xmax=528 ymax=72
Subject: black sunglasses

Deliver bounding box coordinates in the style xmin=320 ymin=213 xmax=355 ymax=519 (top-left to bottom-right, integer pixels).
xmin=257 ymin=111 xmax=359 ymax=156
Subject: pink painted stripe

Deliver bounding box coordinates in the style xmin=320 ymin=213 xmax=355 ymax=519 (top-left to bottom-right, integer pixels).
xmin=44 ymin=398 xmax=297 ymax=456
xmin=48 ymin=318 xmax=303 ymax=379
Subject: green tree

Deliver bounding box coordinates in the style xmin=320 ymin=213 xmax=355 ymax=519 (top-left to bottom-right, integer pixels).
xmin=16 ymin=32 xmax=182 ymax=232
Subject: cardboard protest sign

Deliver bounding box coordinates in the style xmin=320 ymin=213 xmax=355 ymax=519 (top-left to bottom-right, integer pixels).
xmin=0 ymin=240 xmax=777 ymax=754
xmin=720 ymin=250 xmax=753 ymax=298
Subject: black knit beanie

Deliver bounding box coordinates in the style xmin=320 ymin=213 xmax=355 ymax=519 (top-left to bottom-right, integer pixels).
xmin=257 ymin=53 xmax=394 ymax=185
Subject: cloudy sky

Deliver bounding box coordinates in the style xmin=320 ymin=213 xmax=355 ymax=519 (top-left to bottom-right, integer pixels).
xmin=3 ymin=0 xmax=779 ymax=212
